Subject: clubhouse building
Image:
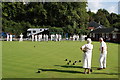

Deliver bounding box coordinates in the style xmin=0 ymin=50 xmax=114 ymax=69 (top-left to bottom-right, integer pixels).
xmin=87 ymin=21 xmax=120 ymax=43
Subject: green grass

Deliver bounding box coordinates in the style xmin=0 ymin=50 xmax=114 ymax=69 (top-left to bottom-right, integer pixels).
xmin=2 ymin=41 xmax=119 ymax=78
xmin=0 ymin=41 xmax=2 ymax=79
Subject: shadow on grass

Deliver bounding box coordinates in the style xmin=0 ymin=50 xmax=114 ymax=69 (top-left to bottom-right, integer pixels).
xmin=54 ymin=65 xmax=98 ymax=70
xmin=38 ymin=68 xmax=82 ymax=74
xmin=37 ymin=68 xmax=119 ymax=75
xmin=91 ymin=67 xmax=98 ymax=68
xmin=54 ymin=65 xmax=83 ymax=68
xmin=93 ymin=72 xmax=120 ymax=75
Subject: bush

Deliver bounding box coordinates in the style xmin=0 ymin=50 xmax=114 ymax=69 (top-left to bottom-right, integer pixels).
xmin=2 ymin=18 xmax=32 ymax=37
xmin=63 ymin=25 xmax=74 ymax=35
xmin=49 ymin=27 xmax=63 ymax=33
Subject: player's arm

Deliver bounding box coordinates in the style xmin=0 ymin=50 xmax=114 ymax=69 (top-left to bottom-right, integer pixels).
xmin=101 ymin=47 xmax=104 ymax=54
xmin=80 ymin=45 xmax=87 ymax=53
xmin=80 ymin=47 xmax=83 ymax=50
xmin=80 ymin=45 xmax=85 ymax=51
xmin=80 ymin=47 xmax=86 ymax=53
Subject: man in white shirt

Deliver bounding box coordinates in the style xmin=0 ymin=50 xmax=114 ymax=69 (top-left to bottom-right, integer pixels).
xmin=19 ymin=33 xmax=23 ymax=42
xmin=38 ymin=34 xmax=40 ymax=41
xmin=46 ymin=34 xmax=48 ymax=41
xmin=97 ymin=38 xmax=107 ymax=70
xmin=73 ymin=34 xmax=75 ymax=41
xmin=7 ymin=33 xmax=10 ymax=41
xmin=81 ymin=38 xmax=93 ymax=74
xmin=35 ymin=35 xmax=38 ymax=41
xmin=43 ymin=34 xmax=46 ymax=41
xmin=10 ymin=34 xmax=13 ymax=41
xmin=51 ymin=34 xmax=55 ymax=41
xmin=58 ymin=34 xmax=62 ymax=41
xmin=32 ymin=34 xmax=34 ymax=41
xmin=55 ymin=34 xmax=58 ymax=41
xmin=40 ymin=34 xmax=43 ymax=41
xmin=38 ymin=34 xmax=42 ymax=41
xmin=76 ymin=34 xmax=79 ymax=41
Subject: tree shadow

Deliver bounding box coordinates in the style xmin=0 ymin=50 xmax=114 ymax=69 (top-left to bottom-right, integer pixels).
xmin=54 ymin=65 xmax=83 ymax=68
xmin=54 ymin=65 xmax=98 ymax=70
xmin=93 ymin=72 xmax=120 ymax=75
xmin=37 ymin=68 xmax=119 ymax=76
xmin=91 ymin=67 xmax=99 ymax=70
xmin=38 ymin=68 xmax=83 ymax=74
xmin=91 ymin=67 xmax=98 ymax=68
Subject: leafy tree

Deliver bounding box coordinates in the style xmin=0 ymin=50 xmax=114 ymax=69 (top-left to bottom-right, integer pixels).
xmin=108 ymin=13 xmax=118 ymax=25
xmin=49 ymin=27 xmax=63 ymax=34
xmin=3 ymin=2 xmax=109 ymax=36
xmin=94 ymin=9 xmax=110 ymax=27
xmin=63 ymin=25 xmax=74 ymax=35
xmin=87 ymin=9 xmax=95 ymax=21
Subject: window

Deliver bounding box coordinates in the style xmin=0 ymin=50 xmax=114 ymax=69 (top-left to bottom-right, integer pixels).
xmin=96 ymin=34 xmax=98 ymax=38
xmin=93 ymin=33 xmax=95 ymax=38
xmin=27 ymin=31 xmax=31 ymax=33
xmin=90 ymin=33 xmax=92 ymax=37
xmin=113 ymin=33 xmax=117 ymax=39
xmin=106 ymin=33 xmax=109 ymax=38
xmin=40 ymin=29 xmax=42 ymax=31
xmin=102 ymin=33 xmax=105 ymax=38
xmin=33 ymin=31 xmax=36 ymax=33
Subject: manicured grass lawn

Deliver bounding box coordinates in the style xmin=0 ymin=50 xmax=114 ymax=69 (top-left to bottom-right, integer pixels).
xmin=2 ymin=41 xmax=119 ymax=78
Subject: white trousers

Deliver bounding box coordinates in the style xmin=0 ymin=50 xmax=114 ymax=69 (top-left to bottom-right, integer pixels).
xmin=55 ymin=38 xmax=58 ymax=41
xmin=59 ymin=38 xmax=61 ymax=41
xmin=43 ymin=37 xmax=46 ymax=41
xmin=83 ymin=52 xmax=92 ymax=69
xmin=99 ymin=51 xmax=107 ymax=68
xmin=32 ymin=37 xmax=34 ymax=41
xmin=19 ymin=38 xmax=23 ymax=41
xmin=46 ymin=38 xmax=48 ymax=41
xmin=38 ymin=38 xmax=40 ymax=41
xmin=38 ymin=38 xmax=42 ymax=41
xmin=7 ymin=37 xmax=9 ymax=41
xmin=73 ymin=37 xmax=75 ymax=41
xmin=10 ymin=38 xmax=12 ymax=41
xmin=51 ymin=37 xmax=53 ymax=41
xmin=35 ymin=37 xmax=37 ymax=41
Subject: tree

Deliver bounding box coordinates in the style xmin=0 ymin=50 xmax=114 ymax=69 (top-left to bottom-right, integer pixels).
xmin=94 ymin=9 xmax=110 ymax=27
xmin=2 ymin=2 xmax=26 ymax=21
xmin=2 ymin=2 xmax=90 ymax=35
xmin=112 ymin=14 xmax=120 ymax=29
xmin=108 ymin=13 xmax=118 ymax=25
xmin=63 ymin=25 xmax=74 ymax=35
xmin=2 ymin=18 xmax=32 ymax=37
xmin=87 ymin=9 xmax=95 ymax=21
xmin=50 ymin=27 xmax=63 ymax=33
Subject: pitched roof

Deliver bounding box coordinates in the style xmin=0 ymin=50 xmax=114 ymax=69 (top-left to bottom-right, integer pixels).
xmin=90 ymin=27 xmax=119 ymax=33
xmin=88 ymin=27 xmax=94 ymax=29
xmin=88 ymin=21 xmax=104 ymax=28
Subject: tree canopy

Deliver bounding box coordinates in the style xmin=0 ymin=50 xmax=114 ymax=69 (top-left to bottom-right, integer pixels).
xmin=2 ymin=2 xmax=120 ymax=37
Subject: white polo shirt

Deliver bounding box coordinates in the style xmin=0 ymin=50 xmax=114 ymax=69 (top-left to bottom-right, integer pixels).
xmin=82 ymin=43 xmax=93 ymax=53
xmin=100 ymin=41 xmax=107 ymax=52
xmin=20 ymin=34 xmax=23 ymax=38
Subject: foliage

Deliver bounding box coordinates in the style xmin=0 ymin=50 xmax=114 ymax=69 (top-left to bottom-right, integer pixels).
xmin=88 ymin=9 xmax=120 ymax=29
xmin=2 ymin=2 xmax=89 ymax=35
xmin=2 ymin=18 xmax=32 ymax=37
xmin=94 ymin=9 xmax=110 ymax=27
xmin=49 ymin=27 xmax=63 ymax=33
xmin=2 ymin=2 xmax=120 ymax=36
